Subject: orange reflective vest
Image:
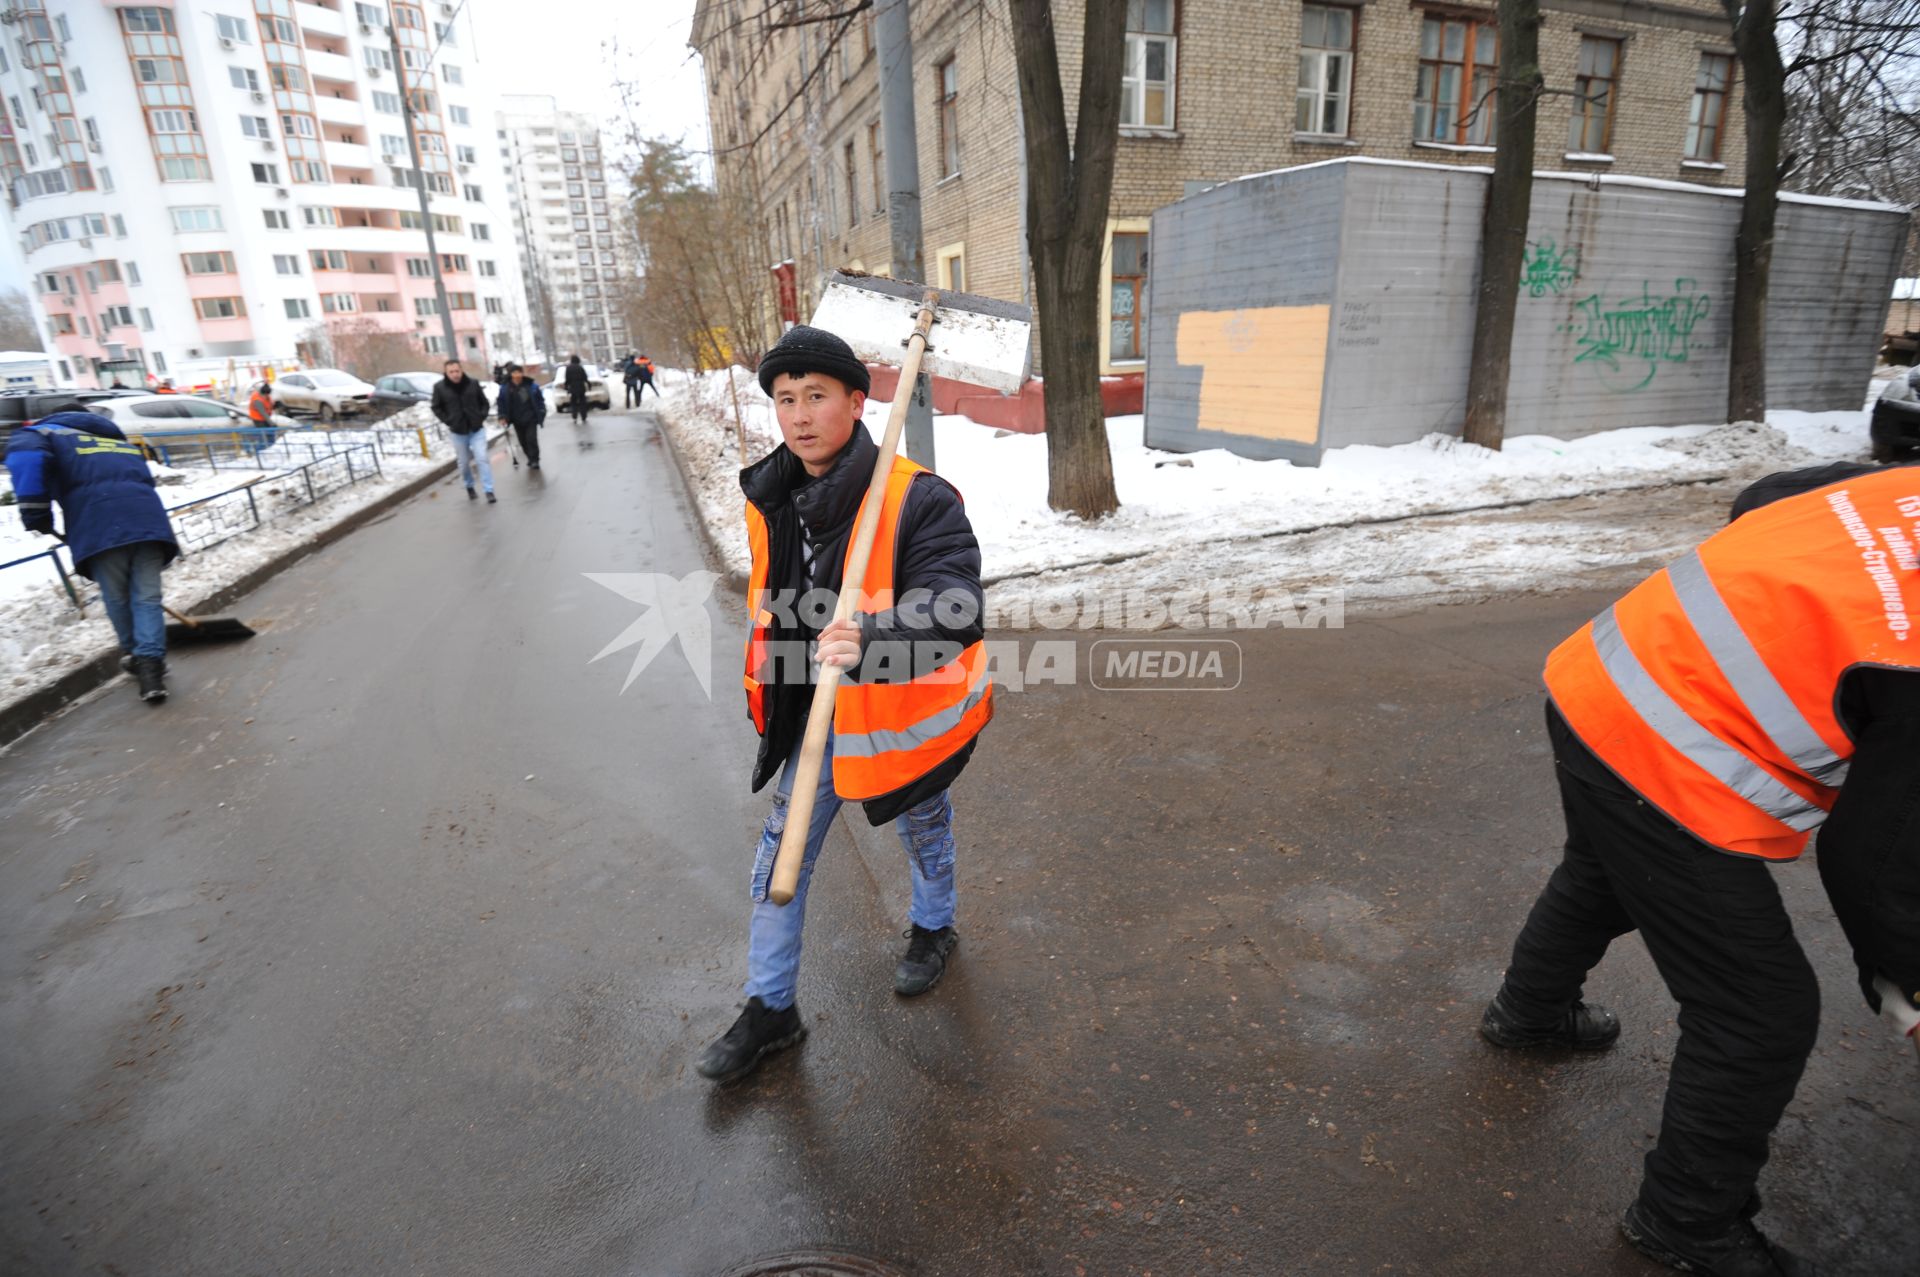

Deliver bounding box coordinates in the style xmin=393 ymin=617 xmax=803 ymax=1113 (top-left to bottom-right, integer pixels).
xmin=744 ymin=455 xmax=992 ymax=802
xmin=1546 ymin=467 xmax=1920 ymax=860
xmin=248 ymin=391 xmax=273 ymax=423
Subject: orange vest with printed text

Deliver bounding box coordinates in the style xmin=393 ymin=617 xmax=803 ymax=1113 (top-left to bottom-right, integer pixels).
xmin=1546 ymin=467 xmax=1920 ymax=860
xmin=744 ymin=455 xmax=992 ymax=802
xmin=248 ymin=391 xmax=273 ymax=423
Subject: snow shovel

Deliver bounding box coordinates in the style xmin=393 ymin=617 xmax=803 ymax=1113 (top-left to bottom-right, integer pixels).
xmin=765 ymin=272 xmax=1030 ymax=906
xmin=162 ymin=602 xmax=257 ymax=643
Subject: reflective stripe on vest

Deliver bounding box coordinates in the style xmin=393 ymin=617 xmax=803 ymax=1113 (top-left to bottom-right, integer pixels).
xmin=1590 ymin=605 xmax=1825 ymax=832
xmin=834 ymin=664 xmax=992 ymax=759
xmin=1665 ymin=550 xmax=1850 ymax=789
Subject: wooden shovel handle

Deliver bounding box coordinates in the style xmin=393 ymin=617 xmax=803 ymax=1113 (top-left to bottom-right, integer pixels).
xmin=162 ymin=602 xmax=202 ymax=629
xmin=767 ymin=290 xmax=939 ymax=906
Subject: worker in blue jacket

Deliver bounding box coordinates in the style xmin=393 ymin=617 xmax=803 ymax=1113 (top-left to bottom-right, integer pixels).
xmin=5 ymin=409 xmax=181 ymax=703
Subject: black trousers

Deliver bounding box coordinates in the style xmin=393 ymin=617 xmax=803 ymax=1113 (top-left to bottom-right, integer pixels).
xmin=1502 ymin=703 xmax=1821 ymax=1237
xmin=624 ymin=381 xmax=639 ymax=407
xmin=512 ymin=420 xmax=539 ymax=465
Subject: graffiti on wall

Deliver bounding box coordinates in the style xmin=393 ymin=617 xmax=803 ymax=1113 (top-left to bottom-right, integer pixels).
xmin=1565 ymin=279 xmax=1713 ymax=392
xmin=1520 ymin=239 xmax=1580 ymax=297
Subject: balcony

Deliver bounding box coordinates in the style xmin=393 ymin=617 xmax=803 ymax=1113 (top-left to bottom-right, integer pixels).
xmin=297 ymin=1 xmax=349 ymax=39
xmin=314 ymin=94 xmax=364 ymax=127
xmin=305 ymin=49 xmax=358 ymax=85
xmin=325 ymin=139 xmax=373 ymax=171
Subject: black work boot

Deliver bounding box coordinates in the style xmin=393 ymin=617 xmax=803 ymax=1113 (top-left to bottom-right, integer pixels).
xmin=1622 ymin=1198 xmax=1816 ymax=1276
xmin=1480 ymin=986 xmax=1620 ymax=1050
xmin=894 ymin=924 xmax=958 ymax=997
xmin=694 ymin=997 xmax=805 ymax=1083
xmin=130 ymin=655 xmax=167 ymax=704
xmin=121 ymin=654 xmax=167 ymax=676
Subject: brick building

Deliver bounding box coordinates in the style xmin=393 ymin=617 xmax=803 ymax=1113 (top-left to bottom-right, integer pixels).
xmin=690 ymin=0 xmax=1745 ymax=380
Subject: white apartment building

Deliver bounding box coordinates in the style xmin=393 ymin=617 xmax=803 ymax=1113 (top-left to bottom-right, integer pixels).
xmin=496 ymin=95 xmax=630 ymax=367
xmin=0 ymin=0 xmax=532 ymax=389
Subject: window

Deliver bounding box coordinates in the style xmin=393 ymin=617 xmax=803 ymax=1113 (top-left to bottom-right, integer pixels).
xmin=456 ymin=145 xmax=477 ymax=164
xmin=126 ymin=263 xmax=142 ymax=285
xmin=274 ymin=254 xmax=302 ymax=275
xmin=1569 ymin=36 xmax=1621 ymax=154
xmin=449 ymin=104 xmax=470 ymax=126
xmin=473 ymin=223 xmax=491 ymax=241
xmin=406 ymin=257 xmax=433 ymax=277
xmin=171 ymin=206 xmax=223 ymax=232
xmin=1109 ymin=232 xmax=1147 ymax=361
xmin=311 ymin=249 xmax=349 ymax=271
xmin=484 ymin=296 xmax=503 ymax=314
xmin=935 ymin=58 xmax=959 ymax=176
xmin=365 ymin=47 xmax=393 ymax=72
xmin=444 ymin=66 xmax=464 ymax=87
xmin=139 ymin=309 xmax=154 ymax=331
xmin=240 ymin=115 xmax=272 ymax=139
xmin=414 ymin=296 xmax=441 ymax=316
xmin=215 ymin=14 xmax=252 ymax=43
xmin=182 ymin=251 xmax=236 ymax=275
xmin=150 ymin=109 xmax=198 ymax=133
xmin=303 ymin=206 xmax=337 ymax=227
xmin=1686 ymin=52 xmax=1733 ymax=162
xmin=868 ymin=119 xmax=884 ymax=212
xmin=844 ymin=140 xmax=859 ymax=227
xmin=448 ymin=293 xmax=476 ymax=310
xmin=478 ymin=259 xmax=497 ymax=277
xmin=372 ymin=91 xmax=401 ymax=116
xmin=1415 ymin=13 xmax=1498 ymax=145
xmin=194 ymin=296 xmax=246 ymax=319
xmin=56 ymin=14 xmax=71 ymax=40
xmin=230 ymin=66 xmax=261 ymax=92
xmin=72 ymin=67 xmax=85 ymax=92
xmin=1122 ymin=1 xmax=1177 ymax=130
xmin=285 ymin=298 xmax=311 ymax=319
xmin=463 ymin=183 xmax=482 ymax=201
xmin=322 ymin=294 xmax=358 ymax=313
xmin=290 ymin=159 xmax=327 ymax=182
xmin=1297 ymin=6 xmax=1354 ymax=137
xmin=252 ymin=162 xmax=280 ymax=184
xmin=269 ymin=65 xmax=307 ymax=92
xmin=356 ymin=3 xmax=384 ymax=25
xmin=264 ymin=208 xmax=290 ymax=229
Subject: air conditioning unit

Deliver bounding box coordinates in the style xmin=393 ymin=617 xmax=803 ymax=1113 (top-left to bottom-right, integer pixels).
xmin=274 ymin=186 xmax=290 ymax=199
xmin=87 ymin=138 xmax=100 ymax=153
xmin=262 ymin=139 xmax=277 ymax=152
xmin=359 ymin=22 xmax=373 ymax=34
xmin=439 ymin=2 xmax=454 ymax=15
xmin=381 ymin=152 xmax=400 ymax=165
xmin=251 ymin=90 xmax=266 ymax=103
xmin=219 ymin=36 xmax=236 ymax=51
xmin=77 ymin=236 xmax=93 ymax=249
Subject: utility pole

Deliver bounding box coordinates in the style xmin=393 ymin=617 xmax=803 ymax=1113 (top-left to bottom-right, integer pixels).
xmin=390 ymin=23 xmax=461 ymax=365
xmin=874 ymin=0 xmax=934 ymax=467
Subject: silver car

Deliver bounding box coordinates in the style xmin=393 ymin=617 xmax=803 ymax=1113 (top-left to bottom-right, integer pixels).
xmin=272 ymin=369 xmax=375 ymax=422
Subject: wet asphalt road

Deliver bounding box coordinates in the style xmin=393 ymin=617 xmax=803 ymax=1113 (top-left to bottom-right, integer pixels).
xmin=1 ymin=406 xmax=1914 ymax=1276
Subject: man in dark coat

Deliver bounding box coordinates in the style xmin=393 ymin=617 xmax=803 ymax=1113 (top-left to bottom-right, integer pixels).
xmin=695 ymin=325 xmax=989 ymax=1084
xmin=622 ymin=356 xmax=642 ymax=409
xmin=5 ymin=409 xmax=181 ymax=702
xmin=430 ymin=359 xmax=494 ymax=503
xmin=496 ymin=364 xmax=546 ymax=471
xmin=562 ymin=355 xmax=591 ymax=425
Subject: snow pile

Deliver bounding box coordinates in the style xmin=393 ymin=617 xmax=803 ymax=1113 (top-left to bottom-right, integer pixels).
xmin=654 ymin=368 xmax=1873 ymax=607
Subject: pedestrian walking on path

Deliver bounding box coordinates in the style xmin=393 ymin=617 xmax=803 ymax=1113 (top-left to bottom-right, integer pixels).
xmin=622 ymin=356 xmax=642 ymax=409
xmin=431 ymin=359 xmax=494 ymax=504
xmin=1484 ymin=462 xmax=1920 ymax=1277
xmin=635 ymin=354 xmax=657 ymax=404
xmin=696 ymin=325 xmax=993 ymax=1084
xmin=498 ymin=363 xmax=545 ymax=471
xmin=563 ymin=355 xmax=591 ymax=426
xmin=4 ymin=408 xmax=181 ymax=703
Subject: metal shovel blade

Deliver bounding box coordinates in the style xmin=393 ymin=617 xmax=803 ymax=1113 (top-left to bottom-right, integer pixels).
xmin=809 ymin=271 xmax=1032 ymax=394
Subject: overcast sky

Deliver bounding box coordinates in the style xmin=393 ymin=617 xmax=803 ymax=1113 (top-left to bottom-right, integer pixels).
xmin=469 ymin=0 xmax=711 ymax=172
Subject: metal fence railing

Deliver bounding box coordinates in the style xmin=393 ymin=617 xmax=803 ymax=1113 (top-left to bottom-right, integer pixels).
xmin=1 ymin=440 xmax=387 ymax=614
xmin=133 ymin=422 xmax=448 ymax=472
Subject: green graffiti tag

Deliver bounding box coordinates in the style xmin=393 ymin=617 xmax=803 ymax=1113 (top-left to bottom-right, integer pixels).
xmin=1568 ymin=279 xmax=1712 ymax=392
xmin=1520 ymin=238 xmax=1579 ymax=297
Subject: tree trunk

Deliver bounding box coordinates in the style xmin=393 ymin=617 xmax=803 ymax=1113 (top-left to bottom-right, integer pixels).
xmin=1008 ymin=0 xmax=1126 ymax=520
xmin=1462 ymin=0 xmax=1543 ymax=451
xmin=1725 ymin=0 xmax=1786 ymax=423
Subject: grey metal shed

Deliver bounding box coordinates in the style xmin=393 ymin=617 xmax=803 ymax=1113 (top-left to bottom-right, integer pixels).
xmin=1142 ymin=158 xmax=1909 ymax=465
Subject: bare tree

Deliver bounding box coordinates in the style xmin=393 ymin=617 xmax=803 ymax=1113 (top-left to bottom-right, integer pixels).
xmin=1462 ymin=0 xmax=1544 ymax=451
xmin=0 ymin=288 xmax=44 ymax=351
xmin=1008 ymin=0 xmax=1125 ymax=519
xmin=327 ymin=320 xmax=430 ymax=382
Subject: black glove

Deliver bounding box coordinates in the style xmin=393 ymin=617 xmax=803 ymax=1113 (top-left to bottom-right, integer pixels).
xmin=22 ymin=508 xmax=54 ymax=536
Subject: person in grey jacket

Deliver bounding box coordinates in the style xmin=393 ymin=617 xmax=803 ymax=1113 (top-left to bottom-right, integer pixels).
xmin=431 ymin=359 xmax=494 ymax=503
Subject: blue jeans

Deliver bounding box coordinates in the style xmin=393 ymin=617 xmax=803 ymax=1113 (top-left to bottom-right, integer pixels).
xmin=90 ymin=541 xmax=169 ymax=660
xmin=744 ymin=730 xmax=959 ymax=1011
xmin=450 ymin=428 xmax=493 ymax=493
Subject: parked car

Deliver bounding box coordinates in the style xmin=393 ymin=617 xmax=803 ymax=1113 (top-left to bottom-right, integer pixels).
xmin=547 ymin=365 xmax=612 ymax=412
xmin=86 ymin=394 xmax=298 ymax=459
xmin=271 ymin=369 xmax=375 ymax=422
xmin=368 ymin=371 xmax=498 ymax=421
xmin=0 ymin=387 xmax=142 ymax=450
xmin=1870 ymin=366 xmax=1920 ymax=462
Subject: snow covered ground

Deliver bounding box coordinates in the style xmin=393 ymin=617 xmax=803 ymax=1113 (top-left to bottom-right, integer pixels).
xmin=655 ymin=367 xmax=1879 ymax=624
xmin=0 ymin=410 xmax=460 ymax=707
